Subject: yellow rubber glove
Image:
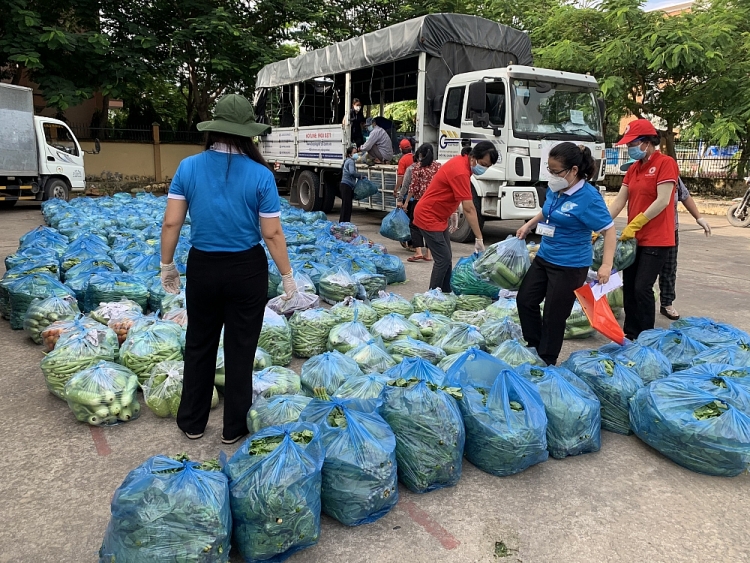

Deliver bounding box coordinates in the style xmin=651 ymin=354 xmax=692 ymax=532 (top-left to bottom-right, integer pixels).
xmin=591 ymin=231 xmax=600 ymax=244
xmin=620 ymin=212 xmax=650 ymax=241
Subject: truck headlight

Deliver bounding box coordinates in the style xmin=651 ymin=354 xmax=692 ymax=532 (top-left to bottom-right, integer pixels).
xmin=513 ymin=192 xmax=536 ymax=208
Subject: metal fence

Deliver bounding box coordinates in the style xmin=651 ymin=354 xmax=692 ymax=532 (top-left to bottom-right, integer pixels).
xmin=67 ymin=123 xmax=204 ymax=144
xmin=605 ymin=140 xmax=743 ymax=179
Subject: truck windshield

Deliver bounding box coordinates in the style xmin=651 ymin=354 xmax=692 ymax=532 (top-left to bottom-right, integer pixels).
xmin=511 ymin=80 xmax=602 ymax=141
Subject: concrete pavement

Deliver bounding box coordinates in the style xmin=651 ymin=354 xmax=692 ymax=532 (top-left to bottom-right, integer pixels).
xmin=1 ymin=200 xmax=749 ymax=563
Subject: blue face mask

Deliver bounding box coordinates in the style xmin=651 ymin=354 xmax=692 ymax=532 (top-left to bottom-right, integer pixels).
xmin=628 ymin=144 xmax=647 ymax=161
xmin=351 ymin=153 xmax=360 ymax=161
xmin=472 ymin=164 xmax=488 ymax=176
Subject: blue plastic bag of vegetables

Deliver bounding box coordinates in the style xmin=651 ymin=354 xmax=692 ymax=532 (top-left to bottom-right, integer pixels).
xmin=299 ymin=396 xmax=398 ymax=526
xmin=7 ymin=273 xmax=75 ymax=329
xmin=691 ymin=344 xmax=750 ymax=368
xmin=613 ymin=342 xmax=672 ymax=384
xmin=472 ymin=236 xmax=531 ymax=290
xmin=333 ymin=373 xmax=389 ymax=400
xmin=460 ymin=369 xmax=549 ymax=476
xmin=381 ymin=377 xmax=465 ymax=493
xmin=370 ymin=254 xmax=407 ymax=284
xmin=99 ymin=454 xmax=231 ymax=563
xmin=223 ymin=422 xmax=325 ymax=563
xmin=247 ymin=394 xmax=313 ymax=434
xmin=443 ymin=347 xmax=513 ymax=387
xmin=629 ymin=377 xmax=750 ymax=476
xmin=382 ymin=356 xmax=445 ymax=385
xmin=353 ymin=178 xmax=379 ymax=200
xmin=379 ymin=208 xmax=411 ymax=242
xmin=562 ymin=350 xmax=642 ymax=435
xmin=300 ymin=351 xmax=363 ymax=396
xmin=671 ymin=317 xmax=750 ymax=348
xmin=84 ymin=272 xmax=149 ymax=313
xmin=637 ymin=329 xmax=708 ymax=371
xmin=516 ymin=364 xmax=601 ymax=459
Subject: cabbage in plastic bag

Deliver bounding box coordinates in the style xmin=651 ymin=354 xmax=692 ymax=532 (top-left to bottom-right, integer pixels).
xmin=460 ymin=369 xmax=548 ymax=476
xmin=327 ymin=319 xmax=372 ymax=354
xmin=562 ymin=350 xmax=643 ymax=434
xmin=330 ymin=297 xmax=378 ymax=327
xmin=491 ymin=339 xmax=545 ymax=367
xmin=289 ymin=308 xmax=338 ymax=358
xmin=259 ymin=307 xmax=293 ymax=366
xmin=670 ymin=317 xmax=750 ymax=348
xmin=411 ymin=288 xmax=457 ymax=316
xmin=23 ymin=295 xmax=79 ymax=344
xmin=473 ymin=236 xmax=531 ymax=290
xmin=630 ymin=377 xmax=750 ymax=476
xmin=247 ymin=394 xmax=313 ymax=433
xmin=334 ymin=373 xmax=389 ymax=400
xmin=381 ymin=378 xmax=465 ymax=493
xmin=408 ymin=311 xmax=452 ymax=340
xmin=253 ymin=366 xmax=301 ymax=401
xmin=223 ymin=422 xmax=324 ymax=562
xmin=346 ymin=337 xmax=397 ymax=374
xmin=371 ymin=291 xmax=414 ymax=318
xmin=301 ymin=351 xmax=363 ymax=396
xmin=450 ymin=254 xmax=499 ymax=298
xmin=480 ymin=317 xmax=525 ymax=348
xmin=434 ymin=323 xmax=487 ymax=355
xmin=119 ymin=317 xmax=183 ymax=384
xmin=64 ymin=360 xmax=140 ymax=425
xmin=370 ymin=313 xmax=422 ymax=343
xmin=99 ymin=454 xmax=230 ymax=563
xmin=517 ymin=364 xmax=601 ymax=459
xmin=299 ymin=397 xmax=398 ymax=526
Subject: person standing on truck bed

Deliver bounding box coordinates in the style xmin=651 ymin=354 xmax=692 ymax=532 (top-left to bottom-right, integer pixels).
xmin=159 ymin=93 xmax=298 ymax=444
xmin=413 ymin=141 xmax=495 ymax=291
xmin=360 ymin=118 xmax=394 ymax=165
xmin=345 ymin=99 xmax=366 ymax=147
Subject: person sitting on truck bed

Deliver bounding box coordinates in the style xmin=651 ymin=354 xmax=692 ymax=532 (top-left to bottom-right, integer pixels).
xmin=413 ymin=141 xmax=495 ymax=292
xmin=360 ymin=118 xmax=393 ymax=164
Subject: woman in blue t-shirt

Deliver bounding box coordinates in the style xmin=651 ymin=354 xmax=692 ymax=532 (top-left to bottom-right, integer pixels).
xmin=516 ymin=143 xmax=617 ymax=365
xmin=160 ymin=94 xmax=298 ymax=444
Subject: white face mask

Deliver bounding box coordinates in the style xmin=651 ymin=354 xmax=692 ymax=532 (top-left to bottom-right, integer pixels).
xmin=548 ymin=175 xmax=570 ymax=192
xmin=353 ymin=106 xmax=361 ymax=111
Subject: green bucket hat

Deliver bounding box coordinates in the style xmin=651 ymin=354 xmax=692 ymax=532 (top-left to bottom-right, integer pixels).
xmin=197 ymin=94 xmax=271 ymax=138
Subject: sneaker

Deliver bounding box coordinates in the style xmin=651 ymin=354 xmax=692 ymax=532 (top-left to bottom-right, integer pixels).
xmin=660 ymin=305 xmax=680 ymax=321
xmin=184 ymin=431 xmax=204 ymax=440
xmin=221 ymin=432 xmax=249 ymax=445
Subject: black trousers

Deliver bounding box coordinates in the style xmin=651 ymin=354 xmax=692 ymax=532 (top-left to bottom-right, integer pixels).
xmin=659 ymin=230 xmax=679 ymax=307
xmin=420 ymin=227 xmax=452 ymax=292
xmin=339 ymin=182 xmax=354 ymax=223
xmin=177 ymin=245 xmax=268 ymax=439
xmin=517 ymin=256 xmax=589 ymax=366
xmin=623 ymin=245 xmax=669 ymax=340
xmin=406 ymin=199 xmax=424 ymax=248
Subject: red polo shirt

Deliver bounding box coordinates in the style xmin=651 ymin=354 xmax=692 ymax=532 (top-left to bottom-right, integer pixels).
xmin=397 ymin=153 xmax=414 ymax=176
xmin=622 ymin=151 xmax=679 ymax=247
xmin=414 ymin=155 xmax=472 ymax=232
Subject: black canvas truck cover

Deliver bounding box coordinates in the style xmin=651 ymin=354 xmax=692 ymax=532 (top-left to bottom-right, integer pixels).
xmin=254 ymin=13 xmax=533 ymax=127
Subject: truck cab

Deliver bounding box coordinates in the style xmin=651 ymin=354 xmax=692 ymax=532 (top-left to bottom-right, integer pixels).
xmin=439 ymin=66 xmax=606 ymax=241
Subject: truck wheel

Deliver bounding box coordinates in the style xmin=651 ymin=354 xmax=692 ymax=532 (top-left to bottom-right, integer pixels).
xmin=450 ymin=187 xmax=485 ymax=243
xmin=44 ymin=179 xmax=70 ymax=202
xmin=297 ymin=171 xmax=322 ymax=212
xmin=726 ymin=203 xmax=750 ymax=227
xmin=322 ymin=182 xmax=337 ymax=214
xmin=0 ymin=200 xmax=18 ymax=210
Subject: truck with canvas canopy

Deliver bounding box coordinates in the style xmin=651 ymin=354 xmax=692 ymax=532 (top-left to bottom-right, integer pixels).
xmin=254 ymin=14 xmax=607 ymax=242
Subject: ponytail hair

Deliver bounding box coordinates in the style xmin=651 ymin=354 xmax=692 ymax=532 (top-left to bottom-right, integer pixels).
xmin=548 ymin=141 xmax=597 ymax=181
xmin=416 ymin=143 xmax=434 ymax=168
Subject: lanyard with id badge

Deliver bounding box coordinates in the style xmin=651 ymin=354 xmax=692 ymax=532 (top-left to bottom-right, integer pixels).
xmin=536 ymin=193 xmax=562 ymax=237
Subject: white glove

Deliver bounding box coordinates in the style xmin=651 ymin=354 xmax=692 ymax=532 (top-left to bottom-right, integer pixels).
xmin=448 ymin=213 xmax=459 ymax=233
xmin=280 ymin=270 xmax=298 ymax=300
xmin=696 ymin=217 xmax=711 ymax=236
xmin=474 ymin=238 xmax=485 ymax=254
xmin=160 ymin=262 xmax=180 ymax=294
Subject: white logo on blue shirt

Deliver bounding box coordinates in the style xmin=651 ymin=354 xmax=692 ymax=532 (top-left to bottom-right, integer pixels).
xmin=560 ymin=202 xmax=578 ymax=213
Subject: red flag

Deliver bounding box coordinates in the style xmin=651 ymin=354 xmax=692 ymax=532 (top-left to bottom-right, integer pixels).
xmin=574 ymin=283 xmax=626 ymax=345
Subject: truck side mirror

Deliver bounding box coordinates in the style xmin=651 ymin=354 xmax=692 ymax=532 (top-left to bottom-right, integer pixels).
xmin=467 ymin=82 xmax=487 ymax=115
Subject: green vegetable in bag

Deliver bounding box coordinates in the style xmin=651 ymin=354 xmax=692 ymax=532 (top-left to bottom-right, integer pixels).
xmin=119 ymin=317 xmax=183 ymax=384
xmin=319 ymin=268 xmax=360 ymax=305
xmin=330 ymin=297 xmax=378 ymax=327
xmin=64 ymin=361 xmax=140 ymax=426
xmin=258 ymin=307 xmax=293 ymax=366
xmin=408 ymin=311 xmax=452 ymax=340
xmin=346 ymin=337 xmax=398 ymax=373
xmin=370 ymin=313 xmax=422 ymax=343
xmin=434 ymin=323 xmax=487 ymax=355
xmin=387 ymin=337 xmax=446 ymax=365
xmin=301 ymin=351 xmax=363 ymax=396
xmin=450 ymin=309 xmax=489 ymax=326
xmin=454 ymin=294 xmax=492 ymax=312
xmin=290 ymin=308 xmax=338 ymax=358
xmin=247 ymin=394 xmax=313 ymax=433
xmin=491 ymin=339 xmax=545 ymax=367
xmin=411 ymin=288 xmax=457 ymax=316
xmin=23 ymin=295 xmax=79 ymax=344
xmin=253 ymin=366 xmax=301 ymax=401
xmin=480 ymin=317 xmax=525 ymax=348
xmin=371 ymin=291 xmax=414 ymax=318
xmin=327 ymin=319 xmax=372 ymax=354
xmin=142 ymin=361 xmax=184 ymax=418
xmin=472 ymin=236 xmax=530 ymax=290
xmin=41 ymin=331 xmax=117 ymax=399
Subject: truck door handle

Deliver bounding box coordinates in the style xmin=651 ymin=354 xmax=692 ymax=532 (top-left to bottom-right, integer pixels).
xmin=47 ymin=156 xmax=55 ymax=161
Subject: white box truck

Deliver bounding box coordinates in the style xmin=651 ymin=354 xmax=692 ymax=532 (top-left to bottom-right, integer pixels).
xmin=0 ymin=83 xmax=98 ymax=208
xmin=254 ymin=14 xmax=607 ymax=241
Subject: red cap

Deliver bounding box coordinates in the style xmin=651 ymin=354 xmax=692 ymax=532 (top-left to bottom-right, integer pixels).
xmin=616 ymin=119 xmax=658 ymax=145
xmin=399 ymin=139 xmax=412 ymax=150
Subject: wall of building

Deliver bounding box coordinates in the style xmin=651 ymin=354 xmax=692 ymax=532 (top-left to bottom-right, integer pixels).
xmin=78 ymin=141 xmax=202 ymax=181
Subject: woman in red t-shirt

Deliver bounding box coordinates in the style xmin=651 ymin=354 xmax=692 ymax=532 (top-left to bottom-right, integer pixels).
xmin=398 ymin=144 xmax=440 ymax=262
xmin=609 ymin=119 xmax=679 ymax=340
